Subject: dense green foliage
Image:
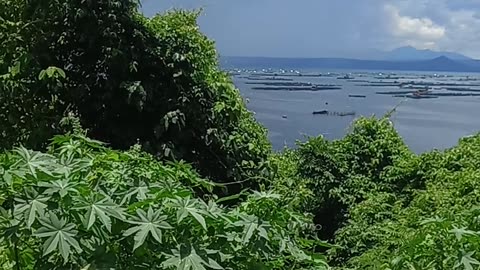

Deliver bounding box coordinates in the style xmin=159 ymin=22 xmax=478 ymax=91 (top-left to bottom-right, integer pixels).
xmin=330 ymin=135 xmax=480 ymax=269
xmin=287 ymin=116 xmax=480 ymax=269
xmin=0 ymin=134 xmax=327 ymax=269
xmin=2 ymin=0 xmax=480 ymax=269
xmin=0 ymin=0 xmax=271 ymax=192
xmin=296 ymin=118 xmax=413 ymax=239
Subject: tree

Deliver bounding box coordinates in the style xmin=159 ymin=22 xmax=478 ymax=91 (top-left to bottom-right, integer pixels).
xmin=0 ymin=0 xmax=271 ymax=193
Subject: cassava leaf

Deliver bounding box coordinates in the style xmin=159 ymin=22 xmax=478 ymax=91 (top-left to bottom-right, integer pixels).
xmin=74 ymin=195 xmax=124 ymax=232
xmin=124 ymin=207 xmax=172 ymax=250
xmin=34 ymin=213 xmax=81 ymax=262
xmin=172 ymin=197 xmax=208 ymax=230
xmin=14 ymin=191 xmax=50 ymax=228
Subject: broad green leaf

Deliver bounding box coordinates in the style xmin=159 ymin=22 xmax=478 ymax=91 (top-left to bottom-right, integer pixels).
xmin=74 ymin=195 xmax=124 ymax=232
xmin=456 ymin=252 xmax=480 ymax=270
xmin=14 ymin=191 xmax=50 ymax=228
xmin=34 ymin=213 xmax=81 ymax=262
xmin=233 ymin=215 xmax=261 ymax=244
xmin=449 ymin=226 xmax=477 ymax=241
xmin=39 ymin=179 xmax=78 ymax=198
xmin=13 ymin=146 xmax=57 ymax=179
xmin=207 ymin=258 xmax=224 ymax=270
xmin=38 ymin=70 xmax=46 ymax=80
xmin=3 ymin=171 xmax=12 ymax=185
xmin=119 ymin=184 xmax=149 ymax=205
xmin=57 ymin=67 xmax=66 ymax=78
xmin=162 ymin=245 xmax=221 ymax=270
xmin=172 ymin=197 xmax=207 ymax=230
xmin=124 ymin=207 xmax=172 ymax=250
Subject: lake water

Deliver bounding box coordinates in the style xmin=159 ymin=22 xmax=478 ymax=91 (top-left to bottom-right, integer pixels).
xmin=232 ymin=69 xmax=480 ymax=153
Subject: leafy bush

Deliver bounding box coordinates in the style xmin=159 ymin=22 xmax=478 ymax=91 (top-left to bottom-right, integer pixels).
xmin=267 ymin=150 xmax=314 ymax=212
xmin=330 ymin=134 xmax=480 ymax=269
xmin=296 ymin=117 xmax=413 ymax=240
xmin=0 ymin=0 xmax=271 ymax=193
xmin=0 ymin=134 xmax=327 ymax=269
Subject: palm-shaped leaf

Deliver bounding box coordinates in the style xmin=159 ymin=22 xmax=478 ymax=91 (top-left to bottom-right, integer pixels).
xmin=162 ymin=245 xmax=223 ymax=270
xmin=124 ymin=207 xmax=173 ymax=250
xmin=74 ymin=194 xmax=125 ymax=232
xmin=34 ymin=213 xmax=81 ymax=262
xmin=233 ymin=214 xmax=270 ymax=243
xmin=14 ymin=189 xmax=50 ymax=228
xmin=456 ymin=252 xmax=480 ymax=270
xmin=39 ymin=178 xmax=79 ymax=198
xmin=119 ymin=182 xmax=150 ymax=205
xmin=172 ymin=197 xmax=208 ymax=230
xmin=13 ymin=146 xmax=57 ymax=179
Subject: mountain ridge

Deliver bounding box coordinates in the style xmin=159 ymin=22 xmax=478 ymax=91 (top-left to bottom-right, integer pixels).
xmin=383 ymin=46 xmax=472 ymax=61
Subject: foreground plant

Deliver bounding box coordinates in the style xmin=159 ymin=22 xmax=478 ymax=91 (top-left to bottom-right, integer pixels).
xmin=0 ymin=134 xmax=327 ymax=269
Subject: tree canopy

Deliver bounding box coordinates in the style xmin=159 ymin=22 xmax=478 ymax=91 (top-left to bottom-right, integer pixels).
xmin=0 ymin=0 xmax=271 ymax=194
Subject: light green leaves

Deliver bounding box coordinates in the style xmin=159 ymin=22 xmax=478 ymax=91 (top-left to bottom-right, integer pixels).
xmin=172 ymin=197 xmax=208 ymax=230
xmin=162 ymin=245 xmax=223 ymax=270
xmin=14 ymin=190 xmax=50 ymax=228
xmin=233 ymin=215 xmax=270 ymax=244
xmin=2 ymin=170 xmax=12 ymax=185
xmin=39 ymin=179 xmax=79 ymax=198
xmin=38 ymin=66 xmax=66 ymax=81
xmin=34 ymin=213 xmax=80 ymax=262
xmin=0 ymin=134 xmax=327 ymax=269
xmin=13 ymin=146 xmax=57 ymax=179
xmin=74 ymin=195 xmax=124 ymax=232
xmin=449 ymin=226 xmax=478 ymax=241
xmin=457 ymin=252 xmax=480 ymax=270
xmin=124 ymin=207 xmax=172 ymax=250
xmin=119 ymin=183 xmax=149 ymax=204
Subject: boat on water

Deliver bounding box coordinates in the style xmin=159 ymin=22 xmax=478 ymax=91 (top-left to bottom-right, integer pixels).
xmin=374 ymin=75 xmax=400 ymax=80
xmin=312 ymin=110 xmax=328 ymax=115
xmin=312 ymin=110 xmax=356 ymax=116
xmin=337 ymin=75 xmax=355 ymax=80
xmin=348 ymin=94 xmax=366 ymax=98
xmin=394 ymin=94 xmax=438 ymax=99
xmin=412 ymin=89 xmax=431 ymax=97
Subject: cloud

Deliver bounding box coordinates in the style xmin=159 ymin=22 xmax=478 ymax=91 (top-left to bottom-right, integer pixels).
xmin=140 ymin=0 xmax=480 ymax=58
xmin=385 ymin=4 xmax=445 ymax=49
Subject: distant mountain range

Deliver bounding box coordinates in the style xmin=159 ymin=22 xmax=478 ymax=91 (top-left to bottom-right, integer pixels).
xmin=221 ymin=47 xmax=480 ymax=73
xmin=381 ymin=46 xmax=472 ymax=61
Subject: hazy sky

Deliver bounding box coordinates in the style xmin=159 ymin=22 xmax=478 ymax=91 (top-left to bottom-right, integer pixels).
xmin=141 ymin=0 xmax=480 ymax=58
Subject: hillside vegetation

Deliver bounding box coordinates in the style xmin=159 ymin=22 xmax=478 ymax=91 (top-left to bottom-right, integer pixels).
xmin=1 ymin=1 xmax=480 ymax=269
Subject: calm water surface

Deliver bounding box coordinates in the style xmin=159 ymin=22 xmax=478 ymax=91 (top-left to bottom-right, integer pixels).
xmin=233 ymin=70 xmax=480 ymax=153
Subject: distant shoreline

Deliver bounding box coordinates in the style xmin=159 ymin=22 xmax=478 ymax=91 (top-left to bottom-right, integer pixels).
xmin=221 ymin=56 xmax=480 ymax=73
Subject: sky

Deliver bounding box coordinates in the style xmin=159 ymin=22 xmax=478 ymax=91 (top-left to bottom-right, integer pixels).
xmin=141 ymin=0 xmax=480 ymax=59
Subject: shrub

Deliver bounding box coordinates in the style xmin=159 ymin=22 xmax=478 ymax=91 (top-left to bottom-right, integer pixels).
xmin=331 ymin=134 xmax=480 ymax=269
xmin=0 ymin=134 xmax=327 ymax=269
xmin=296 ymin=117 xmax=413 ymax=240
